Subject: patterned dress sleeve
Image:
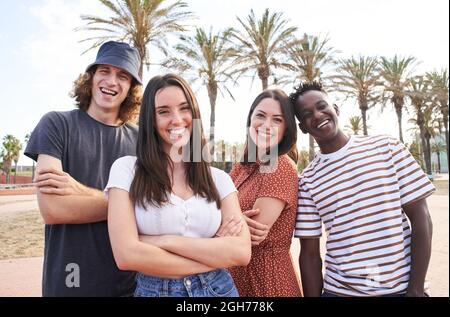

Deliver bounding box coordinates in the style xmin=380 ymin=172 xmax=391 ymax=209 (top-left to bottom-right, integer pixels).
xmin=258 ymin=155 xmax=298 ymax=211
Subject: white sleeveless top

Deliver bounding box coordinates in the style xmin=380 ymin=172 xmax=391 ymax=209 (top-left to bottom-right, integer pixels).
xmin=105 ymin=156 xmax=237 ymax=238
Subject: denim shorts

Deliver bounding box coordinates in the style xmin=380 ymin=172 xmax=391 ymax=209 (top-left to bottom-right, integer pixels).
xmin=134 ymin=268 xmax=239 ymax=297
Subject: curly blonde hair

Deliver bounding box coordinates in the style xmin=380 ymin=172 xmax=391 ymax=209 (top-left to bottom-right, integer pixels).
xmin=70 ymin=67 xmax=142 ymax=123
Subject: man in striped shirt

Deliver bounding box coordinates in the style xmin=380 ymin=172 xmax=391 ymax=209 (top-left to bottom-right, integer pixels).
xmin=290 ymin=81 xmax=434 ymax=297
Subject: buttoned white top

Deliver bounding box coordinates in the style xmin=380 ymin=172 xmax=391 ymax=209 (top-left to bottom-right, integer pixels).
xmin=105 ymin=156 xmax=237 ymax=238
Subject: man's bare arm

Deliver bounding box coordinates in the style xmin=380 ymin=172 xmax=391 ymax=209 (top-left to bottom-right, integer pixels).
xmin=403 ymin=198 xmax=433 ymax=297
xmin=35 ymin=154 xmax=108 ymax=224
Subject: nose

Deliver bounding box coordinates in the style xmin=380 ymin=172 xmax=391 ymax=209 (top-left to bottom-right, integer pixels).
xmin=106 ymin=73 xmax=118 ymax=86
xmin=261 ymin=118 xmax=273 ymax=129
xmin=171 ymin=109 xmax=184 ymax=125
xmin=312 ymin=109 xmax=322 ymax=121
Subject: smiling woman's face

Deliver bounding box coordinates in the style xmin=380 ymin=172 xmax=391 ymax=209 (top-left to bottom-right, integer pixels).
xmin=154 ymin=85 xmax=193 ymax=153
xmin=249 ymin=97 xmax=286 ymax=150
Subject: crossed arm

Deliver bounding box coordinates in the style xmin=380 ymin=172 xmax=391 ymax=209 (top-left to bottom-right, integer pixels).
xmin=35 ymin=154 xmax=108 ymax=224
xmin=108 ymin=188 xmax=252 ymax=278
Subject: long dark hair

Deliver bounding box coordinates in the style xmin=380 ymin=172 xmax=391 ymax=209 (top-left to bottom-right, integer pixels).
xmin=129 ymin=74 xmax=221 ymax=209
xmin=242 ymin=89 xmax=298 ymax=164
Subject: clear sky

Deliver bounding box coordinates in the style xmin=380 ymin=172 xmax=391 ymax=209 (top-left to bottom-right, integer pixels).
xmin=1 ymin=0 xmax=449 ymax=165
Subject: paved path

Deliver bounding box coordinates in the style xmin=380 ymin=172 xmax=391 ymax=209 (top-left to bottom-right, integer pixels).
xmin=0 ymin=194 xmax=38 ymax=215
xmin=0 ymin=257 xmax=43 ymax=297
xmin=0 ymin=194 xmax=447 ymax=297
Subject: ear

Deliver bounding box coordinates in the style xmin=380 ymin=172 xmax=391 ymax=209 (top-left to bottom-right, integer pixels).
xmin=298 ymin=122 xmax=307 ymax=134
xmin=333 ymin=104 xmax=340 ymax=116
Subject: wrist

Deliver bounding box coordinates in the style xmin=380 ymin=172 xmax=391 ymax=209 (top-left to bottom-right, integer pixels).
xmin=83 ymin=185 xmax=103 ymax=197
xmin=405 ymin=288 xmax=425 ymax=297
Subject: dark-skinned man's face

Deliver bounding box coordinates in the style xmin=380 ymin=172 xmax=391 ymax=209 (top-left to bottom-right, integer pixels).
xmin=295 ymin=90 xmax=340 ymax=142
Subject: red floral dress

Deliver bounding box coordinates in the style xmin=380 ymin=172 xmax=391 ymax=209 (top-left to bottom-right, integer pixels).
xmin=229 ymin=155 xmax=302 ymax=297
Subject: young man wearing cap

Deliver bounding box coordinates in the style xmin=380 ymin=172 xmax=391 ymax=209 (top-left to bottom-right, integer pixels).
xmin=25 ymin=41 xmax=142 ymax=296
xmin=290 ymin=81 xmax=434 ymax=297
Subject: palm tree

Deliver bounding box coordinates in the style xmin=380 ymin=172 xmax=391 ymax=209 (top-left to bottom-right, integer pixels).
xmin=24 ymin=133 xmax=35 ymax=181
xmin=1 ymin=135 xmax=21 ymax=184
xmin=407 ymin=140 xmax=424 ymax=170
xmin=0 ymin=153 xmax=3 ymax=176
xmin=427 ymin=69 xmax=449 ymax=163
xmin=297 ymin=149 xmax=310 ymax=172
xmin=287 ymin=33 xmax=337 ymax=161
xmin=380 ymin=55 xmax=418 ymax=142
xmin=78 ymin=0 xmax=193 ymax=79
xmin=288 ymin=33 xmax=337 ymax=85
xmin=407 ymin=76 xmax=433 ymax=177
xmin=163 ymin=27 xmax=236 ymax=154
xmin=431 ymin=141 xmax=446 ymax=173
xmin=423 ymin=106 xmax=439 ymax=179
xmin=345 ymin=115 xmax=364 ymax=135
xmin=334 ymin=56 xmax=381 ymax=135
xmin=12 ymin=139 xmax=22 ymax=184
xmin=230 ymin=8 xmax=297 ymax=90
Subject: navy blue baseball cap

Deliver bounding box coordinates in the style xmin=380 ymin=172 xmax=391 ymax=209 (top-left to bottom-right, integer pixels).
xmin=86 ymin=41 xmax=142 ymax=84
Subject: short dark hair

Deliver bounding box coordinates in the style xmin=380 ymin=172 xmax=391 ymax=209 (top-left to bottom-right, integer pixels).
xmin=289 ymin=80 xmax=327 ymax=105
xmin=289 ymin=81 xmax=329 ymax=122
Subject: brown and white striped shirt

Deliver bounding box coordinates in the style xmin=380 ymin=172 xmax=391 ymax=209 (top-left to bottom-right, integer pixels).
xmin=295 ymin=135 xmax=435 ymax=296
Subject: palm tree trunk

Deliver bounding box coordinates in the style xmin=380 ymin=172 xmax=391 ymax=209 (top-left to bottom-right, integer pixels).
xmin=4 ymin=159 xmax=11 ymax=184
xmin=258 ymin=66 xmax=269 ymax=90
xmin=395 ymin=104 xmax=404 ymax=143
xmin=261 ymin=76 xmax=268 ymax=90
xmin=436 ymin=151 xmax=441 ymax=173
xmin=424 ymin=133 xmax=433 ymax=178
xmin=417 ymin=111 xmax=432 ymax=176
xmin=419 ymin=126 xmax=428 ymax=171
xmin=207 ymin=82 xmax=218 ymax=157
xmin=309 ymin=135 xmax=315 ymax=161
xmin=136 ymin=45 xmax=145 ymax=81
xmin=443 ymin=115 xmax=449 ymax=164
xmin=361 ymin=107 xmax=368 ymax=136
xmin=14 ymin=161 xmax=18 ymax=184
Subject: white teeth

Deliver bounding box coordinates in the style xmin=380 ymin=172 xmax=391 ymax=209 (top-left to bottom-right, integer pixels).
xmin=100 ymin=87 xmax=117 ymax=96
xmin=317 ymin=120 xmax=330 ymax=129
xmin=257 ymin=129 xmax=272 ymax=137
xmin=169 ymin=128 xmax=186 ymax=140
xmin=170 ymin=128 xmax=186 ymax=135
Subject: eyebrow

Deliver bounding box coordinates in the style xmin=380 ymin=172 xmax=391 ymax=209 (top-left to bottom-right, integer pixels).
xmin=156 ymin=102 xmax=190 ymax=109
xmin=315 ymin=100 xmax=328 ymax=106
xmin=255 ymin=110 xmax=283 ymax=118
xmin=98 ymin=66 xmax=130 ymax=78
xmin=118 ymin=71 xmax=131 ymax=78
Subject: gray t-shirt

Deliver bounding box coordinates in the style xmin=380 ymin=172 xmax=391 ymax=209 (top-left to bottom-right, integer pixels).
xmin=25 ymin=109 xmax=138 ymax=297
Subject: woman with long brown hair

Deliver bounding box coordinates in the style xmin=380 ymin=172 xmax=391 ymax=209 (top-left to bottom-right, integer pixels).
xmin=228 ymin=89 xmax=303 ymax=297
xmin=105 ymin=74 xmax=251 ymax=297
